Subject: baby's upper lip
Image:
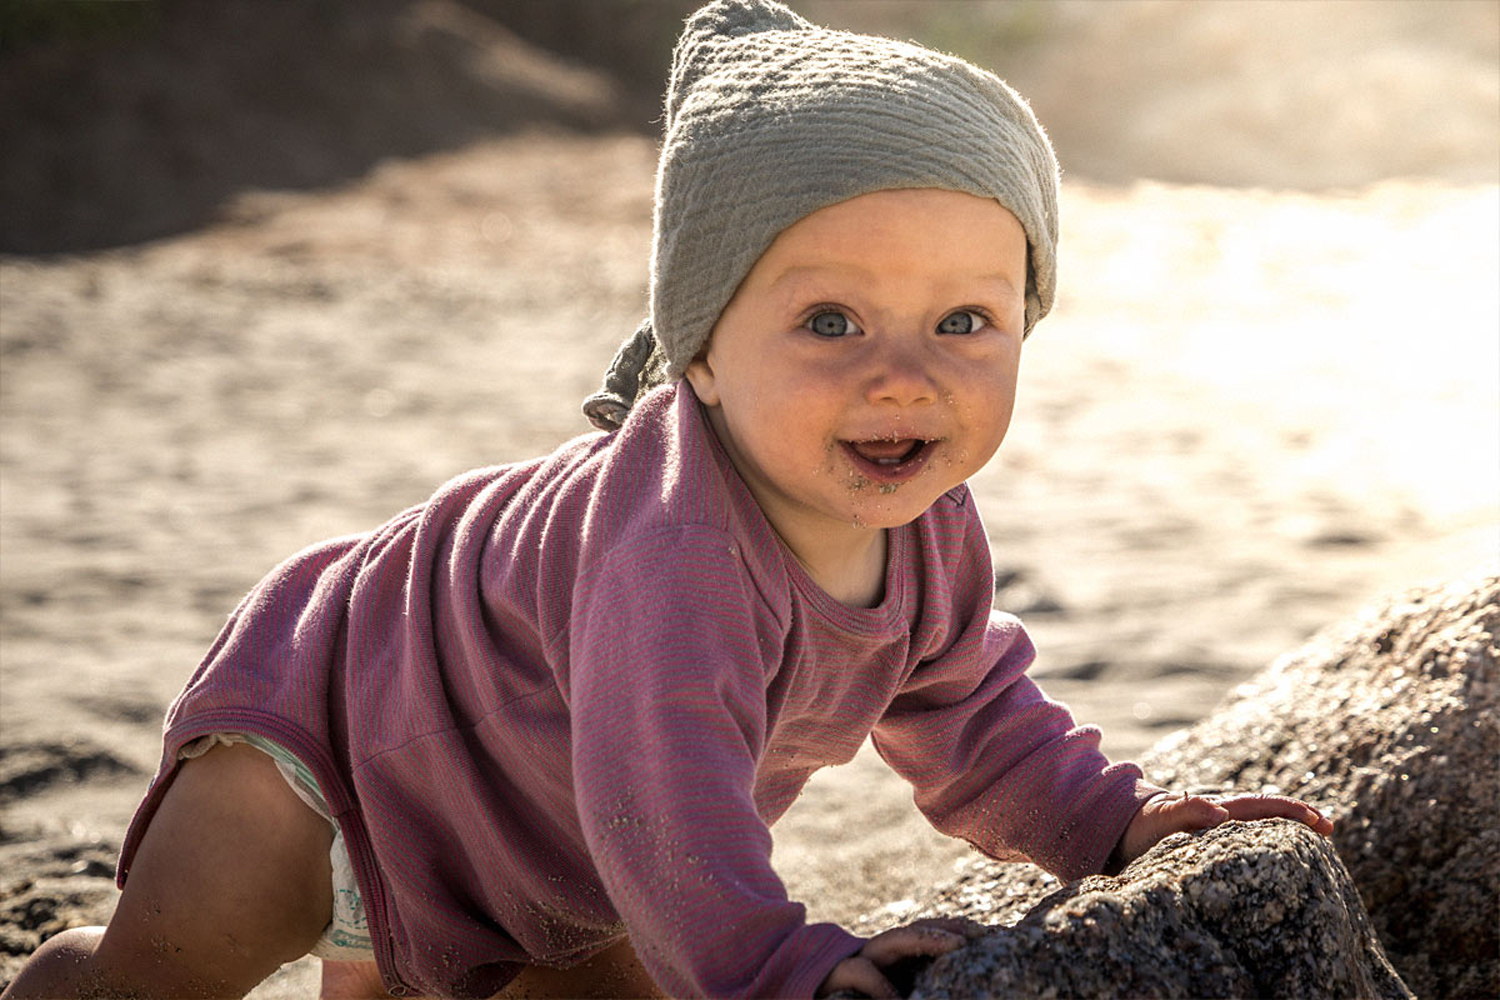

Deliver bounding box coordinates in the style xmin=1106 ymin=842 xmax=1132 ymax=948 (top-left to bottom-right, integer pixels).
xmin=842 ymin=430 xmax=942 ymax=447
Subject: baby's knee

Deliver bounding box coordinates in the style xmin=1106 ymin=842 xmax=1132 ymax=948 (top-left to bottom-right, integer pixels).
xmin=1 ymin=926 xmax=106 ymax=999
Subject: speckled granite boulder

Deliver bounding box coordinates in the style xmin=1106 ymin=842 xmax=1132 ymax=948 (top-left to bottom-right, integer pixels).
xmin=911 ymin=820 xmax=1408 ymax=1000
xmin=880 ymin=573 xmax=1496 ymax=998
xmin=1144 ymin=572 xmax=1498 ymax=999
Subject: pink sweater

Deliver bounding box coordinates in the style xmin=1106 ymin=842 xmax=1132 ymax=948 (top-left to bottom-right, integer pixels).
xmin=120 ymin=383 xmax=1155 ymax=998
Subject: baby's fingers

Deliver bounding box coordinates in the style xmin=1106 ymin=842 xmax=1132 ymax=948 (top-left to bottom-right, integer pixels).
xmin=820 ymin=956 xmax=900 ymax=1000
xmin=818 ymin=926 xmax=967 ymax=999
xmin=861 ymin=924 xmax=967 ymax=967
xmin=1218 ymin=793 xmax=1335 ymax=835
xmin=1152 ymin=792 xmax=1231 ymax=831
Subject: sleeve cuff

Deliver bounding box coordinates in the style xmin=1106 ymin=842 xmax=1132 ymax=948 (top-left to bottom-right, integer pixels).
xmin=1074 ymin=774 xmax=1168 ymax=880
xmin=775 ymin=922 xmax=867 ymax=999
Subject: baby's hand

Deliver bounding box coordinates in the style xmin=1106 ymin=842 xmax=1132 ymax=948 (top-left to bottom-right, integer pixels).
xmin=1115 ymin=791 xmax=1335 ymax=869
xmin=816 ymin=918 xmax=974 ymax=999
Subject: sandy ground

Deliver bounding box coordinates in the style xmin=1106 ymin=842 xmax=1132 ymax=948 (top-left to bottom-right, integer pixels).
xmin=2 ymin=2 xmax=1498 ymax=995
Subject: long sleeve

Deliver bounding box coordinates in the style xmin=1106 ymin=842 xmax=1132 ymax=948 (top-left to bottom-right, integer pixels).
xmin=873 ymin=610 xmax=1162 ymax=881
xmin=568 ymin=525 xmax=863 ymax=998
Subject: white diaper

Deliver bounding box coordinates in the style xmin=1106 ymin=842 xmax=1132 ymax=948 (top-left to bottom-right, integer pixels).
xmin=179 ymin=733 xmax=374 ymax=960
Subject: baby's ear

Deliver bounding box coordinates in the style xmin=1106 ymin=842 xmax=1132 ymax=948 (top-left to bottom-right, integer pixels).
xmin=665 ymin=0 xmax=813 ymax=127
xmin=681 ymin=353 xmax=721 ymax=407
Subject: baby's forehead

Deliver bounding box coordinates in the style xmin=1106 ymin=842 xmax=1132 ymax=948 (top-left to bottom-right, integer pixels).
xmin=743 ymin=195 xmax=1031 ymax=299
xmin=755 ymin=188 xmax=1027 ymax=251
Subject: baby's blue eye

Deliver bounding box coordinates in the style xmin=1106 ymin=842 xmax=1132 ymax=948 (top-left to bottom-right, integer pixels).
xmin=937 ymin=310 xmax=988 ymax=334
xmin=808 ymin=311 xmax=860 ymax=337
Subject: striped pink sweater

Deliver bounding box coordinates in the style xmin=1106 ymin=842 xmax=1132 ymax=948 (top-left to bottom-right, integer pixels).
xmin=120 ymin=383 xmax=1155 ymax=998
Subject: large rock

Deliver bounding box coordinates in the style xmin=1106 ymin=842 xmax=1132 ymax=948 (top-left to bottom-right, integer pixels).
xmin=1144 ymin=572 xmax=1498 ymax=999
xmin=910 ymin=820 xmax=1408 ymax=1000
xmin=878 ymin=572 xmax=1496 ymax=998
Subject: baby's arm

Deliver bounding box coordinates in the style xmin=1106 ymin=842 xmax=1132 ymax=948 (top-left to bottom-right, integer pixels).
xmin=1110 ymin=791 xmax=1335 ymax=870
xmin=873 ymin=612 xmax=1159 ymax=881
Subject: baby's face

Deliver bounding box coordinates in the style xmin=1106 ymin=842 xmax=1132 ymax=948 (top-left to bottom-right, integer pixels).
xmin=685 ymin=187 xmax=1027 ymax=555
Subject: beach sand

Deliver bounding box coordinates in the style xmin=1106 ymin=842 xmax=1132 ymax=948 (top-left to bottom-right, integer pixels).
xmin=2 ymin=2 xmax=1496 ymax=994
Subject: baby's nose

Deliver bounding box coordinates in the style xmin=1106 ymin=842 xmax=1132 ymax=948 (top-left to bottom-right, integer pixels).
xmin=864 ymin=343 xmax=939 ymax=407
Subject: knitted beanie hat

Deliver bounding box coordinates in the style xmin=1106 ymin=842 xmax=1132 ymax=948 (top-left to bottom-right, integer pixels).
xmin=583 ymin=0 xmax=1059 ymax=431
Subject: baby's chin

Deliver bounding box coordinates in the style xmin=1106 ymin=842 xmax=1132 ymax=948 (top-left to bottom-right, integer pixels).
xmin=840 ymin=485 xmax=959 ymax=530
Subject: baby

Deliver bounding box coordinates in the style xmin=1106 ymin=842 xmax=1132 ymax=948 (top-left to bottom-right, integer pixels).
xmin=3 ymin=2 xmax=1332 ymax=999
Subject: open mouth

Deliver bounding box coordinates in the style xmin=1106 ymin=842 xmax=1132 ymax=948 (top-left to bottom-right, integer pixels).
xmin=841 ymin=438 xmax=936 ymax=482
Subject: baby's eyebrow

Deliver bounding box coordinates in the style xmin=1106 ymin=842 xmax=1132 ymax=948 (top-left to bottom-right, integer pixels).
xmin=770 ymin=265 xmax=1022 ymax=299
xmin=974 ymin=273 xmax=1023 ymax=298
xmin=768 ymin=264 xmax=863 ymax=289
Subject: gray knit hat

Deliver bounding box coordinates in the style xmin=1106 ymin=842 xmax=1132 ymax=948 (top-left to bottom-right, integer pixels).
xmin=583 ymin=0 xmax=1059 ymax=431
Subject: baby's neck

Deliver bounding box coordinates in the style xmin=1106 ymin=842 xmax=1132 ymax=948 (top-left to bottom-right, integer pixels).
xmin=789 ymin=528 xmax=888 ymax=609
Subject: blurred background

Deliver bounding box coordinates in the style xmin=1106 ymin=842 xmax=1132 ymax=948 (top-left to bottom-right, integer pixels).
xmin=2 ymin=0 xmax=1497 ymax=251
xmin=1 ymin=2 xmax=1497 ymax=989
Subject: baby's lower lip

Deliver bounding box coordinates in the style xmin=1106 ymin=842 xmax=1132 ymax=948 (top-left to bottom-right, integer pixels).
xmin=841 ymin=439 xmax=935 ymax=483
